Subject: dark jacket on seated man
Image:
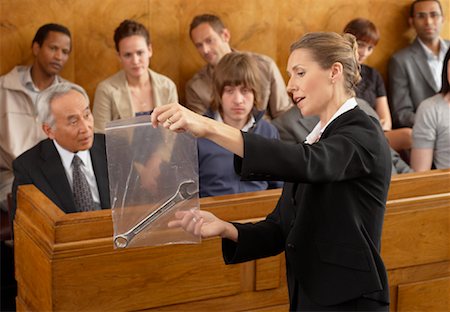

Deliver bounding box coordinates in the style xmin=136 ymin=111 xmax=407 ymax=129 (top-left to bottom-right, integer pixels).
xmin=272 ymin=98 xmax=413 ymax=175
xmin=11 ymin=134 xmax=110 ymax=220
xmin=11 ymin=82 xmax=110 ymax=221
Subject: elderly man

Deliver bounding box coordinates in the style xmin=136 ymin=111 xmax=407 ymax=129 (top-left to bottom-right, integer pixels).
xmin=185 ymin=14 xmax=292 ymax=119
xmin=11 ymin=83 xmax=110 ymax=219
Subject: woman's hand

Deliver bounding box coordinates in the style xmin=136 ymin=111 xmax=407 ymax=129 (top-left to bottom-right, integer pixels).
xmin=150 ymin=103 xmax=210 ymax=137
xmin=151 ymin=103 xmax=244 ymax=157
xmin=168 ymin=209 xmax=238 ymax=242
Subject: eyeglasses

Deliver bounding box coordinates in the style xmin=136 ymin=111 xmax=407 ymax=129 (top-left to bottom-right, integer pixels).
xmin=414 ymin=11 xmax=442 ymax=20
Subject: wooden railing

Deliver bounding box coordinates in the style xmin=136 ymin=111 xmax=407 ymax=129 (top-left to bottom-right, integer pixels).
xmin=13 ymin=169 xmax=450 ymax=311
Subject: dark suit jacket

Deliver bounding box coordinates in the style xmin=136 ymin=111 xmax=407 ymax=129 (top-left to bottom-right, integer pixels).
xmin=12 ymin=134 xmax=110 ymax=220
xmin=388 ymin=38 xmax=450 ymax=128
xmin=224 ymin=107 xmax=391 ymax=308
xmin=272 ymin=99 xmax=412 ymax=175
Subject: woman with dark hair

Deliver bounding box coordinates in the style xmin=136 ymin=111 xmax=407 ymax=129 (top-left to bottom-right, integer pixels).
xmin=411 ymin=47 xmax=450 ymax=171
xmin=344 ymin=18 xmax=412 ymax=154
xmin=93 ymin=20 xmax=178 ymax=132
xmin=152 ymin=32 xmax=391 ymax=311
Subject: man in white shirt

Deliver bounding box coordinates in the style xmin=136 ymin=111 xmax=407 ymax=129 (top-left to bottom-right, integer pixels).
xmin=0 ymin=23 xmax=72 ymax=212
xmin=388 ymin=0 xmax=449 ymax=128
xmin=11 ymin=83 xmax=110 ymax=219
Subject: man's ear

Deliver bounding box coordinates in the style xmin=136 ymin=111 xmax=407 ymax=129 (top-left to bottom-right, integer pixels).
xmin=32 ymin=42 xmax=40 ymax=57
xmin=221 ymin=28 xmax=231 ymax=43
xmin=42 ymin=123 xmax=55 ymax=140
xmin=408 ymin=17 xmax=414 ymax=28
xmin=148 ymin=43 xmax=153 ymax=58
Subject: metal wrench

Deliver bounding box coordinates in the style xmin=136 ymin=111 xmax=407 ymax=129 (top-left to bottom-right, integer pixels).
xmin=114 ymin=180 xmax=197 ymax=248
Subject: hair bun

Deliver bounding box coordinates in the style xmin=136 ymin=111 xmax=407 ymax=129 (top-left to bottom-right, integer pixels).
xmin=342 ymin=33 xmax=361 ymax=87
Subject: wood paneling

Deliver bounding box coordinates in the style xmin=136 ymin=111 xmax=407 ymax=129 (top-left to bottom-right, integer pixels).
xmin=397 ymin=277 xmax=450 ymax=312
xmin=388 ymin=169 xmax=450 ymax=200
xmin=381 ymin=194 xmax=450 ymax=268
xmin=1 ymin=0 xmax=449 ymax=104
xmin=0 ymin=0 xmax=76 ymax=81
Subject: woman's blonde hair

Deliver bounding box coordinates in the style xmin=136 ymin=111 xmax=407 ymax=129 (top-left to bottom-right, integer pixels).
xmin=211 ymin=52 xmax=262 ymax=112
xmin=290 ymin=32 xmax=361 ymax=97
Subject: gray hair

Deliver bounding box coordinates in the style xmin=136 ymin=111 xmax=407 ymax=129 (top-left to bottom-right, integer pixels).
xmin=38 ymin=82 xmax=90 ymax=128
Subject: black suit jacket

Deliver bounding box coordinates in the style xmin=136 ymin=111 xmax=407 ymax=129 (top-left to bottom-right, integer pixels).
xmin=12 ymin=134 xmax=110 ymax=219
xmin=224 ymin=107 xmax=391 ymax=308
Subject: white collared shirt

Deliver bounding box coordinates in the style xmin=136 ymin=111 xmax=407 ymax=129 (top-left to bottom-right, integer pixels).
xmin=214 ymin=111 xmax=256 ymax=132
xmin=417 ymin=38 xmax=449 ymax=90
xmin=305 ymin=97 xmax=358 ymax=144
xmin=53 ymin=140 xmax=101 ymax=204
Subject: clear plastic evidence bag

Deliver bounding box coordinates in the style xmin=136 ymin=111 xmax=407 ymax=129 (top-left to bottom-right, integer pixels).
xmin=105 ymin=116 xmax=200 ymax=249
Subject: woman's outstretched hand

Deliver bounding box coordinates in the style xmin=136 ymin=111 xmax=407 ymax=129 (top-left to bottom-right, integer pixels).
xmin=168 ymin=209 xmax=238 ymax=242
xmin=151 ymin=103 xmax=210 ymax=138
xmin=152 ymin=103 xmax=244 ymax=157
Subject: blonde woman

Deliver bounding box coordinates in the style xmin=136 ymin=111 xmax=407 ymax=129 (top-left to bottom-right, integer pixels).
xmin=152 ymin=32 xmax=391 ymax=311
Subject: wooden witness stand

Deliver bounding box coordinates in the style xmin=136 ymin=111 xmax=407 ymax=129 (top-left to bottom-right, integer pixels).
xmin=13 ymin=169 xmax=450 ymax=311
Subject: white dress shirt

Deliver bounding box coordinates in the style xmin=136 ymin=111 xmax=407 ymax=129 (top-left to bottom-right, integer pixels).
xmin=214 ymin=111 xmax=256 ymax=132
xmin=305 ymin=97 xmax=358 ymax=144
xmin=417 ymin=38 xmax=449 ymax=90
xmin=53 ymin=140 xmax=101 ymax=204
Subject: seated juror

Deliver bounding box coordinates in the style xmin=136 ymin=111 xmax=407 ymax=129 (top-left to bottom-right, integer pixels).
xmin=185 ymin=14 xmax=292 ymax=119
xmin=93 ymin=19 xmax=178 ymax=133
xmin=0 ymin=23 xmax=72 ymax=213
xmin=12 ymin=82 xmax=110 ymax=220
xmin=198 ymin=52 xmax=283 ymax=197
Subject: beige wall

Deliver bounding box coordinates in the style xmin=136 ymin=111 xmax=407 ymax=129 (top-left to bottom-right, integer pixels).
xmin=1 ymin=0 xmax=449 ymax=104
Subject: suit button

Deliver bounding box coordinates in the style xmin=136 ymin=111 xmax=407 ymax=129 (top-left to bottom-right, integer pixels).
xmin=290 ymin=220 xmax=295 ymax=227
xmin=287 ymin=243 xmax=295 ymax=250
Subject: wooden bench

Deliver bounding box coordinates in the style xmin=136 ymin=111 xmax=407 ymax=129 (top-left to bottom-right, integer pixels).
xmin=387 ymin=168 xmax=450 ymax=200
xmin=13 ymin=169 xmax=450 ymax=311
